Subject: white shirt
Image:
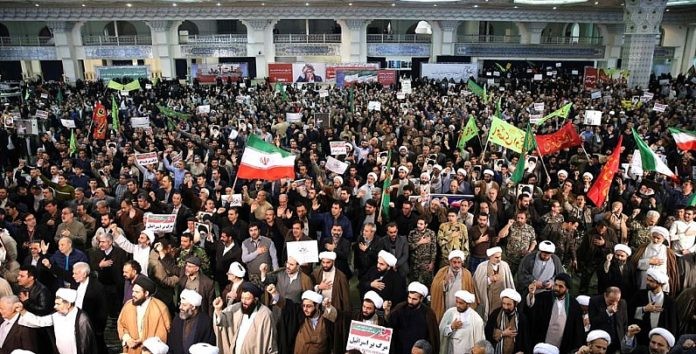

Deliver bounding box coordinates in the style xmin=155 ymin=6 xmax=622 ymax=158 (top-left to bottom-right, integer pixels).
xmin=19 ymin=308 xmax=79 ymax=354
xmin=136 ymin=298 xmax=152 ymax=339
xmin=114 ymin=233 xmax=151 ymax=276
xmin=234 ymin=310 xmax=258 ymax=354
xmin=0 ymin=313 xmax=19 ymax=347
xmin=75 ymin=277 xmax=89 ymax=309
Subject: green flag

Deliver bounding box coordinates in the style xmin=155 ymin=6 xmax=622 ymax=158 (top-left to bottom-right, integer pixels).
xmin=56 ymin=88 xmax=63 ymax=105
xmin=495 ymin=97 xmax=502 ymax=118
xmin=495 ymin=63 xmax=508 ymax=73
xmin=107 ymin=80 xmax=124 ymax=91
xmin=24 ymin=88 xmax=30 ymax=101
xmin=467 ymin=79 xmax=486 ymax=100
xmin=111 ymin=96 xmax=119 ymax=131
xmin=457 ymin=115 xmax=479 ymax=150
xmin=535 ymin=102 xmax=572 ymax=125
xmin=487 ymin=117 xmax=527 ymax=153
xmin=511 ymin=124 xmax=535 ymax=183
xmin=157 ymin=104 xmax=191 ymax=121
xmin=152 ymin=77 xmax=159 ymax=87
xmin=688 ymin=194 xmax=696 ymax=207
xmin=349 ymin=88 xmax=355 ymax=113
xmin=381 ymin=151 xmax=392 ymax=221
xmin=123 ymin=80 xmax=141 ymax=91
xmin=69 ymin=129 xmax=78 ymax=156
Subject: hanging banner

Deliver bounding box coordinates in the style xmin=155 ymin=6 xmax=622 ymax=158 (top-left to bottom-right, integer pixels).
xmin=130 ymin=117 xmax=150 ymax=128
xmin=292 ymin=63 xmax=327 ymax=83
xmin=378 ymin=70 xmax=397 ymax=86
xmin=135 ymin=152 xmax=159 ymax=165
xmin=268 ymin=63 xmax=293 ymax=83
xmin=326 ymin=63 xmax=380 ymax=81
xmin=191 ymin=63 xmax=248 ymax=84
xmin=420 ymin=63 xmax=479 ymax=81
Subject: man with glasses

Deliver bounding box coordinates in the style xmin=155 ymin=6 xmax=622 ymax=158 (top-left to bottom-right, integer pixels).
xmin=54 ymin=207 xmax=87 ymax=250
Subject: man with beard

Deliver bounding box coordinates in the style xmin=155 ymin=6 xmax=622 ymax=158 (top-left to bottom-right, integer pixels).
xmin=525 ymin=273 xmax=585 ymax=354
xmin=468 ymin=213 xmax=496 ymax=273
xmin=354 ymin=223 xmax=381 ymax=282
xmin=578 ymin=220 xmax=618 ymax=294
xmin=18 ymin=288 xmax=98 ymax=354
xmin=312 ymin=251 xmax=351 ymax=315
xmin=358 ymin=250 xmax=407 ymax=304
xmin=632 ymin=226 xmax=679 ymax=294
xmin=212 ymin=282 xmax=276 ymax=354
xmin=168 ymin=289 xmax=214 ymax=354
xmin=117 ymin=276 xmax=171 ymax=354
xmin=473 ymin=247 xmax=515 ymax=322
xmin=408 ymin=217 xmax=437 ymax=284
xmin=352 ymin=291 xmax=387 ymax=326
xmin=430 ymin=250 xmax=476 ymax=322
xmin=598 ymin=244 xmax=637 ymax=297
xmin=273 ymin=288 xmax=338 ymax=354
xmin=574 ymin=330 xmax=611 ymax=354
xmin=486 ymin=289 xmax=530 ymax=354
xmin=438 ymin=290 xmax=484 ymax=354
xmin=498 ymin=211 xmax=537 ymax=274
xmin=621 ymin=326 xmax=675 ymax=354
xmin=177 ymin=256 xmax=215 ymax=317
xmin=627 ymin=269 xmax=678 ymax=346
xmin=274 ymin=256 xmax=313 ymax=304
xmin=388 ymin=281 xmax=440 ymax=354
xmin=516 ymin=240 xmax=564 ymax=298
xmin=220 ymin=262 xmax=247 ymax=304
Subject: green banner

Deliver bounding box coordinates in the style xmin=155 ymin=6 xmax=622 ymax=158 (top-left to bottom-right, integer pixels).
xmin=96 ymin=66 xmax=150 ymax=81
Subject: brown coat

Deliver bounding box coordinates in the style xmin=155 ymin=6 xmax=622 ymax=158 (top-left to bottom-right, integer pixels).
xmin=117 ymin=297 xmax=172 ymax=354
xmin=214 ymin=303 xmax=278 ymax=354
xmin=430 ymin=265 xmax=477 ymax=322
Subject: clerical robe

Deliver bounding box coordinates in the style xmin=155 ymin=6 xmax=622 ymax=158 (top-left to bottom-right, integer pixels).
xmin=473 ymin=260 xmax=515 ymax=322
xmin=430 ymin=266 xmax=476 ymax=322
xmin=213 ymin=302 xmax=277 ymax=354
xmin=439 ymin=307 xmax=485 ymax=354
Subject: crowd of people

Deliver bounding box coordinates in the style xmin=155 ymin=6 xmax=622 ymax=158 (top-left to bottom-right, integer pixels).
xmin=0 ymin=63 xmax=694 ymax=354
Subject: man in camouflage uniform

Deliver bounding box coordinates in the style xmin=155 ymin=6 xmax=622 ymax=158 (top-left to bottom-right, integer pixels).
xmin=437 ymin=208 xmax=469 ymax=268
xmin=541 ymin=217 xmax=580 ymax=271
xmin=408 ymin=216 xmax=437 ymax=284
xmin=540 ymin=200 xmax=565 ymax=226
xmin=175 ymin=233 xmax=211 ymax=275
xmin=497 ymin=211 xmax=536 ymax=274
xmin=628 ymin=209 xmax=660 ymax=251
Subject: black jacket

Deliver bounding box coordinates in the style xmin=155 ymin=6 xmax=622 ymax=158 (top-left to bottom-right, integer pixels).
xmin=167 ymin=312 xmax=215 ymax=354
xmin=20 ymin=280 xmax=52 ymax=316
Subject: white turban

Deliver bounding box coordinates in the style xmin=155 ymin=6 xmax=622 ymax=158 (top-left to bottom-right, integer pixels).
xmin=143 ymin=337 xmax=169 ymax=354
xmin=454 ymin=290 xmax=476 ymax=304
xmin=227 ymin=262 xmax=246 ymax=278
xmin=576 ymin=295 xmax=591 ymax=306
xmin=318 ymin=251 xmax=336 ymax=261
xmin=650 ymin=226 xmax=669 ymax=239
xmin=587 ymin=330 xmax=611 ymax=345
xmin=378 ymin=250 xmax=397 ymax=267
xmin=486 ymin=247 xmax=503 ymax=257
xmin=646 ymin=268 xmax=669 ymax=285
xmin=367 ymin=172 xmax=378 ymax=181
xmin=557 ymin=169 xmax=568 ymax=177
xmin=56 ymin=288 xmax=77 ymax=303
xmin=448 ymin=250 xmax=466 ymax=261
xmin=457 ymin=168 xmax=467 ymax=176
xmin=364 ymin=291 xmax=384 ymax=309
xmin=398 ymin=166 xmax=409 ymax=173
xmin=399 ymin=146 xmax=408 ymax=152
xmin=420 ymin=172 xmax=431 ymax=181
xmin=180 ymin=289 xmax=203 ymax=307
xmin=407 ymin=282 xmax=428 ymax=298
xmin=188 ymin=343 xmax=220 ymax=354
xmin=500 ymin=288 xmax=521 ymax=303
xmin=649 ymin=328 xmax=675 ymax=347
xmin=302 ymin=290 xmax=323 ymax=304
xmin=483 ymin=169 xmax=494 ymax=176
xmin=539 ymin=240 xmax=556 ymax=253
xmin=583 ymin=172 xmax=594 ymax=181
xmin=333 ymin=176 xmax=344 ymax=185
xmin=533 ymin=343 xmax=559 ymax=354
xmin=614 ymin=244 xmax=632 ymax=257
xmin=433 ymin=164 xmax=443 ymax=171
xmin=141 ymin=230 xmax=155 ymax=244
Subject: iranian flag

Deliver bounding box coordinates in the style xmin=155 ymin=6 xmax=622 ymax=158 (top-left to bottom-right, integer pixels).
xmin=669 ymin=127 xmax=696 ymax=151
xmin=631 ymin=129 xmax=674 ymax=177
xmin=237 ymin=135 xmax=295 ymax=180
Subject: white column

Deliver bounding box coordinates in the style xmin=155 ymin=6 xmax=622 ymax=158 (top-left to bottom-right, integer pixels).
xmin=337 ymin=19 xmax=370 ymax=63
xmin=603 ymin=24 xmax=625 ymax=68
xmin=526 ymin=22 xmax=547 ymax=45
xmin=680 ymin=25 xmax=696 ymax=74
xmin=242 ymin=19 xmax=277 ymax=79
xmin=622 ymin=0 xmax=667 ymax=88
xmin=437 ymin=20 xmax=460 ymax=56
xmin=47 ymin=21 xmax=80 ymax=82
xmin=147 ymin=20 xmax=178 ymax=79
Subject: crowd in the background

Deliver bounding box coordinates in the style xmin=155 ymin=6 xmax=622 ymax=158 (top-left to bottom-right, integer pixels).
xmin=0 ymin=65 xmax=694 ymax=354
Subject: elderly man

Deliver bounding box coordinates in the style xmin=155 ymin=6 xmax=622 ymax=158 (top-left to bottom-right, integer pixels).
xmin=0 ymin=295 xmax=38 ymax=353
xmin=212 ymin=283 xmax=276 ymax=354
xmin=42 ymin=236 xmax=89 ymax=289
xmin=431 ymin=250 xmax=476 ymax=322
xmin=473 ymin=246 xmax=515 ymax=322
xmin=178 ymin=256 xmax=215 ymax=317
xmin=598 ymin=244 xmax=637 ymax=296
xmin=221 ymin=262 xmax=247 ymax=304
xmin=388 ymin=282 xmax=440 ymax=354
xmin=89 ymin=229 xmax=129 ymax=317
xmin=352 ymin=290 xmax=387 ymax=326
xmin=632 ymin=226 xmax=679 ymax=294
xmin=516 ymin=240 xmax=564 ymax=297
xmin=358 ymin=250 xmax=407 ymax=304
xmin=18 ymin=288 xmax=98 ymax=354
xmin=117 ymin=276 xmax=172 ymax=354
xmin=485 ymin=289 xmax=530 ymax=354
xmin=169 ymin=289 xmax=214 ymax=354
xmin=588 ymin=286 xmax=627 ymax=353
xmin=622 ymin=327 xmax=675 ymax=354
xmin=54 ymin=207 xmax=87 ymax=249
xmin=439 ymin=290 xmax=485 ymax=354
xmin=574 ymin=330 xmax=612 ymax=354
xmin=72 ymin=262 xmax=108 ymax=354
xmin=628 ymin=269 xmax=678 ymax=346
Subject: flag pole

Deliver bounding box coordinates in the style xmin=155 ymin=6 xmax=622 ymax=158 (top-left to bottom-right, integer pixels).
xmin=581 ymin=145 xmax=593 ymax=162
xmin=535 ymin=146 xmax=552 ymax=183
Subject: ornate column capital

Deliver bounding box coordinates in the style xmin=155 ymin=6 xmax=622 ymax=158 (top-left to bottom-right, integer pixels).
xmin=623 ymin=0 xmax=667 ymax=35
xmin=242 ymin=19 xmax=274 ymax=32
xmin=46 ymin=21 xmax=73 ymax=34
xmin=146 ymin=20 xmax=173 ymax=32
xmin=437 ymin=20 xmax=460 ymax=32
xmin=526 ymin=22 xmax=547 ymax=33
xmin=341 ymin=19 xmax=370 ymax=31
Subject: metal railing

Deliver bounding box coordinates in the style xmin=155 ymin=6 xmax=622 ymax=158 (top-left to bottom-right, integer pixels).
xmin=456 ymin=34 xmax=522 ymax=43
xmin=273 ymin=33 xmax=342 ymax=43
xmin=366 ymin=34 xmax=432 ymax=43
xmin=542 ymin=36 xmax=603 ymax=45
xmin=182 ymin=34 xmax=248 ymax=44
xmin=82 ymin=35 xmax=152 ymax=46
xmin=0 ymin=36 xmax=54 ymax=46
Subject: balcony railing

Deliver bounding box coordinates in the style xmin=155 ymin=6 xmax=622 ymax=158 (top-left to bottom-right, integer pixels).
xmin=82 ymin=35 xmax=152 ymax=46
xmin=542 ymin=36 xmax=603 ymax=45
xmin=182 ymin=34 xmax=248 ymax=44
xmin=366 ymin=34 xmax=432 ymax=43
xmin=0 ymin=36 xmax=54 ymax=47
xmin=456 ymin=34 xmax=521 ymax=44
xmin=273 ymin=33 xmax=342 ymax=43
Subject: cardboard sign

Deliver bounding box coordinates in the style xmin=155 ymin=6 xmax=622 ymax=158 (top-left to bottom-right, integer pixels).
xmin=329 ymin=141 xmax=348 ymax=156
xmin=35 ymin=109 xmax=49 ymax=119
xmin=318 ymin=89 xmax=329 ymax=98
xmin=367 ymin=101 xmax=381 ymax=111
xmin=130 ymin=117 xmax=150 ymax=128
xmin=529 ymin=114 xmax=543 ymax=124
xmin=314 ymin=112 xmax=330 ymax=129
xmin=396 ymin=92 xmax=405 ymax=100
xmin=15 ymin=119 xmax=39 ymax=135
xmin=401 ymin=79 xmax=412 ymax=94
xmin=144 ymin=214 xmax=176 ymax=233
xmin=533 ymin=102 xmax=545 ymax=112
xmin=556 ymin=62 xmax=562 ymax=68
xmin=40 ymin=93 xmax=48 ymax=99
xmin=197 ymin=105 xmax=211 ymax=114
xmin=135 ymin=152 xmax=159 ymax=166
xmin=325 ymin=156 xmax=348 ymax=174
xmin=641 ymin=92 xmax=654 ymax=102
xmin=346 ymin=321 xmax=393 ymax=354
xmin=653 ymin=103 xmax=668 ymax=112
xmin=60 ymin=119 xmax=76 ymax=128
xmin=286 ymin=112 xmax=302 ymax=123
xmin=591 ymin=91 xmax=602 ymax=99
xmin=145 ymin=84 xmax=152 ymax=90
xmin=517 ymin=183 xmax=535 ymax=197
xmin=571 ymin=70 xmax=579 ymax=75
xmin=533 ymin=74 xmax=543 ymax=81
xmin=584 ymin=110 xmax=602 ymax=125
xmin=286 ymin=240 xmax=319 ymax=265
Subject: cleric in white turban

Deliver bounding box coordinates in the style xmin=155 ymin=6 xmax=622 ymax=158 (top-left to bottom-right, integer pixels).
xmin=439 ymin=290 xmax=485 ymax=354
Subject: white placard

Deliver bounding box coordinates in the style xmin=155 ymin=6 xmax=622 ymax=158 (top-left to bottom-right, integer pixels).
xmin=396 ymin=92 xmax=405 ymax=100
xmin=584 ymin=110 xmax=602 ymax=125
xmin=60 ymin=119 xmax=76 ymax=128
xmin=572 ymin=70 xmax=579 ymax=75
xmin=367 ymin=101 xmax=381 ymax=111
xmin=401 ymin=79 xmax=412 ymax=94
xmin=529 ymin=114 xmax=543 ymax=124
xmin=35 ymin=109 xmax=48 ymax=119
xmin=135 ymin=152 xmax=159 ymax=165
xmin=145 ymin=84 xmax=152 ymax=89
xmin=239 ymin=82 xmax=246 ymax=88
xmin=653 ymin=103 xmax=668 ymax=112
xmin=486 ymin=72 xmax=492 ymax=76
xmin=420 ymin=63 xmax=479 ymax=81
xmin=556 ymin=62 xmax=562 ymax=68
xmin=546 ymin=71 xmax=554 ymax=76
xmin=641 ymin=92 xmax=654 ymax=102
xmin=487 ymin=79 xmax=495 ymax=86
xmin=318 ymin=89 xmax=329 ymax=98
xmin=197 ymin=105 xmax=211 ymax=114
xmin=286 ymin=112 xmax=302 ymax=123
xmin=325 ymin=155 xmax=349 ymax=174
xmin=40 ymin=93 xmax=48 ymax=99
xmin=330 ymin=141 xmax=348 ymax=155
xmin=533 ymin=74 xmax=543 ymax=81
xmin=493 ymin=71 xmax=500 ymax=77
xmin=131 ymin=117 xmax=150 ymax=128
xmin=346 ymin=321 xmax=393 ymax=354
xmin=144 ymin=214 xmax=177 ymax=233
xmin=533 ymin=102 xmax=545 ymax=112
xmin=235 ymin=96 xmax=244 ymax=104
xmin=286 ymin=240 xmax=319 ymax=265
xmin=120 ymin=90 xmax=129 ymax=96
xmin=591 ymin=91 xmax=602 ymax=99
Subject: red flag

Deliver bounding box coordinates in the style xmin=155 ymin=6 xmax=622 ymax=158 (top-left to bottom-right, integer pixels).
xmin=587 ymin=135 xmax=623 ymax=206
xmin=535 ymin=122 xmax=583 ymax=156
xmin=583 ymin=67 xmax=598 ymax=91
xmin=93 ymin=102 xmax=107 ymax=140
